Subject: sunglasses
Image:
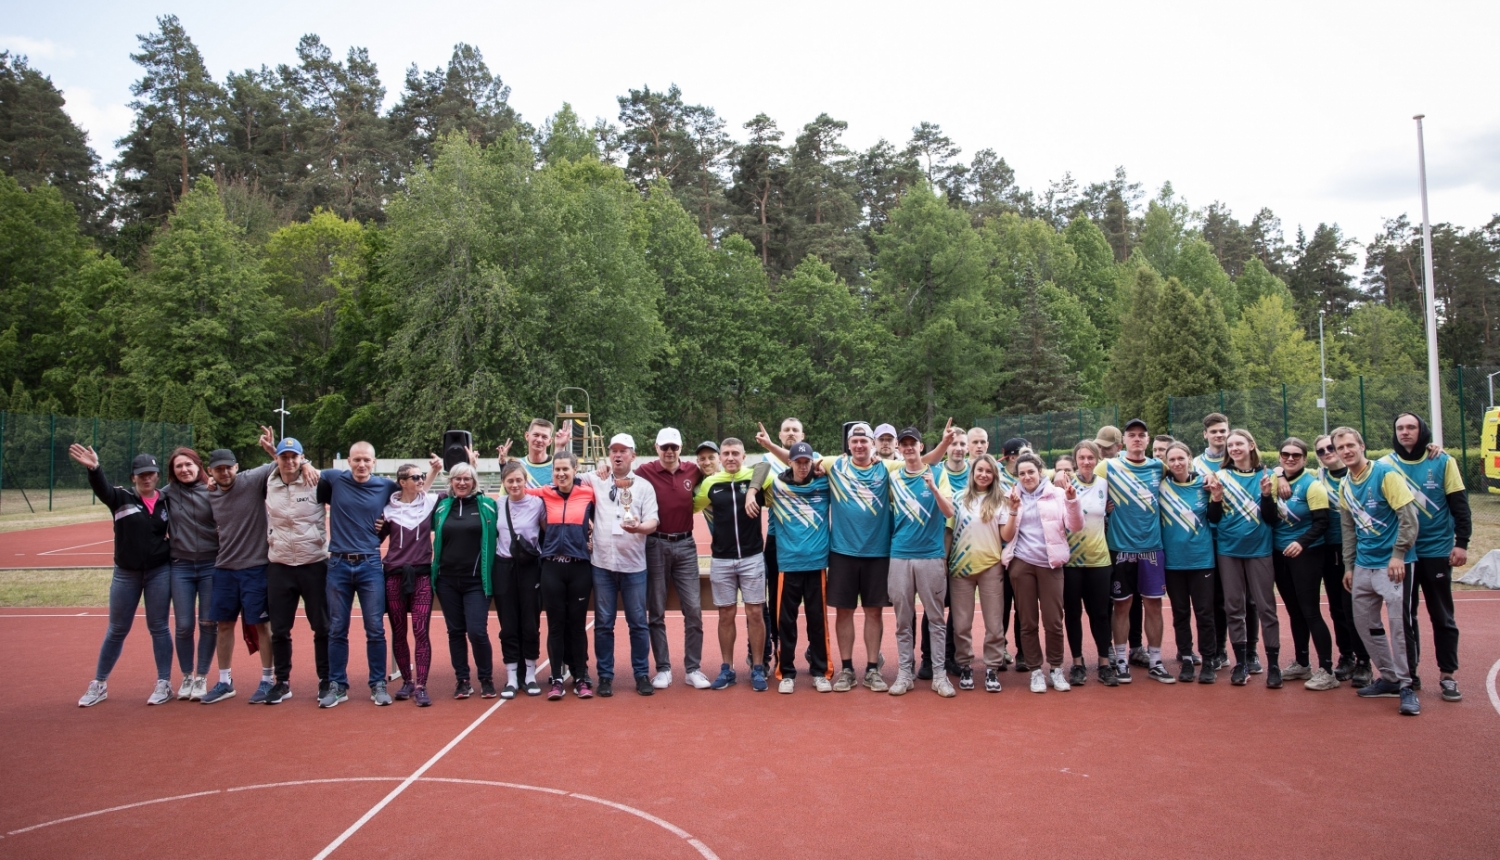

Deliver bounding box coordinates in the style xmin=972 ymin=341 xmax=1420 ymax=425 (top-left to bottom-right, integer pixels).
xmin=1315 ymin=446 xmax=1335 ymax=456
xmin=1279 ymin=451 xmax=1304 ymax=459
xmin=399 ymin=473 xmax=424 ymax=482
xmin=659 ymin=444 xmax=681 ymax=451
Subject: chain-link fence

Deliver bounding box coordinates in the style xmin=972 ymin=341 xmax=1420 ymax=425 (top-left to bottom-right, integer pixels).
xmin=0 ymin=413 xmax=195 ymax=513
xmin=972 ymin=407 xmax=1122 ymax=461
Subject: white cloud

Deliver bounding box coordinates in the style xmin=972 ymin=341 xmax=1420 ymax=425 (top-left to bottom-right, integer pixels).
xmin=56 ymin=85 xmax=134 ymax=155
xmin=0 ymin=34 xmax=74 ymax=60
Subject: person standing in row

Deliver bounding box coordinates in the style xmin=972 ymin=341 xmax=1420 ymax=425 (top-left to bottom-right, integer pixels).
xmin=531 ymin=452 xmax=596 ymax=700
xmin=1193 ymin=412 xmax=1243 ymax=673
xmin=1334 ymin=427 xmax=1421 ymax=716
xmin=759 ymin=441 xmax=834 ymax=693
xmin=203 ymin=435 xmax=280 ymax=704
xmin=694 ymin=438 xmax=771 ymax=692
xmin=1096 ymin=419 xmax=1172 ymax=684
xmin=1272 ymin=438 xmax=1338 ymax=691
xmin=994 ymin=438 xmax=1027 ymax=671
xmin=949 ymin=454 xmax=1008 ymax=692
xmin=918 ymin=427 xmax=968 ymax=681
xmin=264 ymin=437 xmax=332 ymax=705
xmin=432 ymin=458 xmax=498 ymax=700
xmin=1002 ymin=452 xmax=1082 ymax=694
xmin=379 ymin=458 xmax=443 ymax=706
xmin=1384 ymin=413 xmax=1469 ymax=703
xmin=1058 ymin=442 xmax=1114 ymax=686
xmin=72 ymin=447 xmax=173 ymax=707
xmin=635 ymin=428 xmax=710 ymax=690
xmin=1313 ymin=434 xmax=1371 ymax=687
xmin=581 ymin=435 xmax=659 ymax=698
xmin=887 ymin=427 xmax=957 ymax=698
xmin=162 ymin=447 xmax=217 ymax=701
xmin=1209 ymin=429 xmax=1281 ymax=688
xmin=494 ymin=460 xmax=545 ymax=698
xmin=1159 ymin=442 xmax=1218 ymax=684
xmin=516 ymin=418 xmax=571 ymax=488
xmin=318 ymin=442 xmax=398 ymax=708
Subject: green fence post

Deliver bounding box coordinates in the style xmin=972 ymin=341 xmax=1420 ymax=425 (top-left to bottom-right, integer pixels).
xmin=92 ymin=417 xmax=98 ymax=505
xmin=0 ymin=411 xmax=5 ymax=514
xmin=48 ymin=413 xmax=55 ymax=512
xmin=160 ymin=422 xmax=166 ymax=460
xmin=1167 ymin=397 xmax=1174 ymax=440
xmin=1114 ymin=405 xmax=1119 ymax=428
xmin=1458 ymin=365 xmax=1468 ymax=480
xmin=1281 ymin=384 xmax=1289 ymax=440
xmin=1078 ymin=409 xmax=1084 ymax=441
xmin=1359 ymin=376 xmax=1367 ymax=441
xmin=1046 ymin=412 xmax=1053 ymax=456
xmin=1019 ymin=416 xmax=1025 ymax=439
xmin=1218 ymin=390 xmax=1225 ymax=413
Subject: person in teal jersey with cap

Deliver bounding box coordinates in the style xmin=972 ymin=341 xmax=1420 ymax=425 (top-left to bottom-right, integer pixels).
xmin=1159 ymin=442 xmax=1218 ymax=684
xmin=1382 ymin=413 xmax=1470 ymax=704
xmin=886 ymin=427 xmax=956 ymax=698
xmin=757 ymin=441 xmax=833 ymax=693
xmin=1333 ymin=426 xmax=1421 ymax=716
xmin=1272 ymin=437 xmax=1338 ymax=691
xmin=1208 ymin=428 xmax=1282 ymax=689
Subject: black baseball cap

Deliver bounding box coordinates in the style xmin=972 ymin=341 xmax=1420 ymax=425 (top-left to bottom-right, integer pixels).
xmin=1001 ymin=437 xmax=1028 ymax=457
xmin=897 ymin=426 xmax=922 ymax=443
xmin=788 ymin=441 xmax=815 ymax=461
xmin=1123 ymin=418 xmax=1149 ymax=433
xmin=131 ymin=453 xmax=160 ymax=475
xmin=207 ymin=449 xmax=237 ymax=468
xmin=695 ymin=441 xmax=719 ymax=454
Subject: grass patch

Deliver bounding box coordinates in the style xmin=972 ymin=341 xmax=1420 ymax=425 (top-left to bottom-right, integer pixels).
xmin=0 ymin=568 xmax=112 ymax=607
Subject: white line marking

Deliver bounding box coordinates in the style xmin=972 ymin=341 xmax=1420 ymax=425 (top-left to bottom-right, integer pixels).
xmin=1487 ymin=657 xmax=1500 ymax=718
xmin=36 ymin=540 xmax=112 ymax=556
xmin=5 ymin=790 xmax=221 ymax=835
xmin=227 ymin=778 xmax=399 ymax=793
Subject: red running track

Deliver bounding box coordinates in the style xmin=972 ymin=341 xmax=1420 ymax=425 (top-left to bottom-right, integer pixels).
xmin=1 ymin=595 xmax=1497 ymax=858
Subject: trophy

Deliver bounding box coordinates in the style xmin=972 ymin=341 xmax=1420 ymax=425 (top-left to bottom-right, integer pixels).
xmin=617 ymin=478 xmax=637 ymax=529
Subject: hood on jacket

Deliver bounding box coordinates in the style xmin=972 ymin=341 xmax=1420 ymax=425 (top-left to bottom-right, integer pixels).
xmin=1392 ymin=412 xmax=1431 ymax=461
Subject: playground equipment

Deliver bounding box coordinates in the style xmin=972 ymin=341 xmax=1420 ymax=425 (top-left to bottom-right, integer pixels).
xmin=556 ymin=388 xmax=605 ymax=467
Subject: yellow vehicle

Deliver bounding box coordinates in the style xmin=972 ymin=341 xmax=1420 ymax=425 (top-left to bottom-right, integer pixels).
xmin=1484 ymin=407 xmax=1500 ymax=493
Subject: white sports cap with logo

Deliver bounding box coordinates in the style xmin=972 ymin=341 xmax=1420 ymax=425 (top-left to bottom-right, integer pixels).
xmin=655 ymin=428 xmax=683 ymax=447
xmin=609 ymin=433 xmax=636 ymax=450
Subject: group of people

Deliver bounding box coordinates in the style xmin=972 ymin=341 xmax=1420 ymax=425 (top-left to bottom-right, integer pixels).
xmin=73 ymin=409 xmax=1470 ymax=718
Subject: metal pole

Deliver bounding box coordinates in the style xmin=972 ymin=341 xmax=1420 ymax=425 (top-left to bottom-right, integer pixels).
xmin=1319 ymin=311 xmax=1329 ymax=434
xmin=1359 ymin=376 xmax=1367 ymax=441
xmin=92 ymin=417 xmax=98 ymax=506
xmin=0 ymin=411 xmax=5 ymax=515
xmin=48 ymin=412 xmax=55 ymax=512
xmin=1488 ymin=369 xmax=1500 ymax=408
xmin=1046 ymin=412 xmax=1052 ymax=457
xmin=1282 ymin=383 xmax=1290 ymax=440
xmin=1458 ymin=365 xmax=1468 ymax=480
xmin=275 ymin=398 xmax=291 ymax=440
xmin=1415 ymin=115 xmax=1444 ymax=445
xmin=1168 ymin=397 xmax=1174 ymax=440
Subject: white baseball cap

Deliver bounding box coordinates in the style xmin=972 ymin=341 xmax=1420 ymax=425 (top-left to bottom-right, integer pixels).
xmin=609 ymin=433 xmax=636 ymax=450
xmin=655 ymin=427 xmax=683 ymax=447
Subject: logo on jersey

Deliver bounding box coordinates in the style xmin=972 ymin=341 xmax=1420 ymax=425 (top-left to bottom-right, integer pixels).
xmin=829 ymin=458 xmax=887 ymax=516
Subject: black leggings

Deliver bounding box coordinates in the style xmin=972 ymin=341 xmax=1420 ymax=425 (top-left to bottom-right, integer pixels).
xmin=1322 ymin=544 xmax=1363 ymax=661
xmin=1275 ymin=546 xmax=1332 ymax=670
xmin=435 ymin=572 xmax=493 ymax=682
xmin=542 ymin=559 xmax=592 ymax=681
xmin=1063 ymin=566 xmax=1112 ymax=660
xmin=1164 ymin=567 xmax=1216 ymax=661
xmin=494 ymin=557 xmax=541 ymax=665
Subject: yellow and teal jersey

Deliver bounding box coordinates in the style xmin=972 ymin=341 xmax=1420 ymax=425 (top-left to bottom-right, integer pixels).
xmin=1095 ymin=456 xmax=1164 ymax=553
xmin=890 ymin=464 xmax=951 ymax=560
xmin=949 ymin=491 xmax=1003 ymax=577
xmin=767 ymin=473 xmax=831 ymax=572
xmin=1193 ymin=449 xmax=1227 ymax=475
xmin=1275 ymin=470 xmax=1329 ymax=552
xmin=1381 ymin=453 xmax=1465 ymax=559
xmin=1340 ymin=458 xmax=1416 ymax=568
xmin=1317 ymin=467 xmax=1346 ymax=546
xmin=821 ymin=455 xmax=900 ymax=558
xmin=520 ymin=457 xmax=554 ymax=489
xmin=1066 ymin=476 xmax=1110 ymax=567
xmin=1216 ymin=468 xmax=1273 ymax=558
xmin=1160 ymin=475 xmax=1215 ymax=570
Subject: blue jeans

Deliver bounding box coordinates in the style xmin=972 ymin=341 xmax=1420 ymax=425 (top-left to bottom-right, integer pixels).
xmin=326 ymin=555 xmax=387 ymax=688
xmin=592 ymin=566 xmax=649 ymax=681
xmin=170 ymin=559 xmax=218 ymax=675
xmin=96 ymin=564 xmax=173 ymax=682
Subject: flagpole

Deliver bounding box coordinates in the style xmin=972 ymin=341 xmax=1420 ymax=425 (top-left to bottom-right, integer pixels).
xmin=1414 ymin=114 xmax=1443 ymax=445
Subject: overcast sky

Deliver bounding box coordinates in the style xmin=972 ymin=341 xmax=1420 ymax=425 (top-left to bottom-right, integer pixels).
xmin=6 ymin=1 xmax=1497 ymax=249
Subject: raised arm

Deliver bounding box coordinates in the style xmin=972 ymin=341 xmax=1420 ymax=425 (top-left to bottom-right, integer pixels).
xmin=920 ymin=418 xmax=956 ymax=466
xmin=754 ymin=422 xmax=791 ymax=465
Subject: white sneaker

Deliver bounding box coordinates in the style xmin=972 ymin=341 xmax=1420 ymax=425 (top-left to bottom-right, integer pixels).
xmin=888 ymin=672 xmax=913 ymax=696
xmin=685 ymin=670 xmax=712 ymax=690
xmin=1050 ymin=668 xmax=1071 ymax=692
xmin=79 ymin=680 xmax=108 ymax=707
xmin=931 ymin=674 xmax=956 ymax=698
xmin=1030 ymin=669 xmax=1047 ymax=693
xmin=189 ymin=675 xmax=207 ymax=701
xmin=651 ymin=670 xmax=672 ymax=689
xmin=813 ymin=675 xmax=833 ymax=693
xmin=778 ymin=677 xmax=795 ymax=694
xmin=147 ymin=679 xmax=173 ymax=705
xmin=177 ymin=676 xmax=195 ymax=700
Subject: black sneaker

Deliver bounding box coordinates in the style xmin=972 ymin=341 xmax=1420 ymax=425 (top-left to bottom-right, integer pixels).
xmin=318 ymin=679 xmax=331 ymax=698
xmin=1068 ymin=664 xmax=1087 ymax=687
xmin=454 ymin=679 xmax=473 ymax=699
xmin=917 ymin=661 xmax=934 ymax=681
xmin=1177 ymin=661 xmax=1196 ymax=684
xmin=1198 ymin=664 xmax=1217 ymax=684
xmin=1333 ymin=655 xmax=1355 ymax=681
xmin=1148 ymin=664 xmax=1177 ymax=684
xmin=1248 ymin=654 xmax=1264 ymax=675
xmin=479 ymin=679 xmax=497 ymax=699
xmin=1351 ymin=661 xmax=1373 ymax=689
xmin=1098 ymin=663 xmax=1118 ymax=687
xmin=1115 ymin=664 xmax=1133 ymax=684
xmin=958 ymin=666 xmax=974 ymax=690
xmin=265 ymin=681 xmax=292 ymax=704
xmin=1439 ymin=678 xmax=1461 ymax=702
xmin=1209 ymin=652 xmax=1229 ymax=671
xmin=1266 ymin=664 xmax=1283 ymax=689
xmin=635 ymin=675 xmax=653 ymax=696
xmin=1231 ymin=663 xmax=1248 ymax=686
xmin=597 ymin=677 xmax=613 ymax=698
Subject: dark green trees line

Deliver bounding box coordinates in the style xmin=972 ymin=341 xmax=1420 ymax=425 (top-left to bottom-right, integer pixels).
xmin=2 ymin=16 xmax=1497 ymax=458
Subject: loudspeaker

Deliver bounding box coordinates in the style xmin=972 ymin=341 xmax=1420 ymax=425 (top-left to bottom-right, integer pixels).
xmin=443 ymin=430 xmax=473 ymax=472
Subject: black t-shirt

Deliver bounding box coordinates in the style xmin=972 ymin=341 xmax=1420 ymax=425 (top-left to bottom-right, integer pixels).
xmin=439 ymin=496 xmax=484 ymax=577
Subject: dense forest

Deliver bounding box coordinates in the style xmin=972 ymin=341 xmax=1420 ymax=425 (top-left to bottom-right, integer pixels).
xmin=2 ymin=16 xmax=1497 ymax=457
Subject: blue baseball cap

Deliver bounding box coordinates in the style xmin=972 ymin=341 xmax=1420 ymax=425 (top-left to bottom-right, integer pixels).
xmin=275 ymin=438 xmax=304 ymax=456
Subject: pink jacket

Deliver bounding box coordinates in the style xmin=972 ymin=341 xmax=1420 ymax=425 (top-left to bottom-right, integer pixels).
xmin=1001 ymin=483 xmax=1084 ymax=569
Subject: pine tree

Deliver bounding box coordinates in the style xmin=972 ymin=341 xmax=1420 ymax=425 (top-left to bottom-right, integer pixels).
xmin=1145 ymin=278 xmax=1237 ymax=430
xmin=0 ymin=53 xmax=103 ymax=227
xmin=998 ymin=269 xmax=1080 ymax=412
xmin=1104 ymin=264 xmax=1162 ymax=422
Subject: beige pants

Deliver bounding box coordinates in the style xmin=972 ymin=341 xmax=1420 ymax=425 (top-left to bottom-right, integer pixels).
xmin=1009 ymin=558 xmax=1066 ymax=669
xmin=949 ymin=563 xmax=1007 ymax=668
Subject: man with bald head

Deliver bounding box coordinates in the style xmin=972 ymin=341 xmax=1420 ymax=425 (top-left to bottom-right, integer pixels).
xmin=317 ymin=441 xmax=400 ymax=708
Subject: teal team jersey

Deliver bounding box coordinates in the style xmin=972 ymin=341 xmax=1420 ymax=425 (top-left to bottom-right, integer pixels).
xmin=767 ymin=474 xmax=831 ymax=571
xmin=1159 ymin=475 xmax=1215 ymax=570
xmin=1381 ymin=453 xmax=1465 ymax=559
xmin=1192 ymin=449 xmax=1226 ymax=475
xmin=520 ymin=457 xmax=554 ymax=489
xmin=943 ymin=462 xmax=970 ymax=498
xmin=889 ymin=465 xmax=951 ymax=560
xmin=1317 ymin=467 xmax=1345 ymax=546
xmin=1274 ymin=470 xmax=1329 ymax=552
xmin=824 ymin=456 xmax=897 ymax=558
xmin=1340 ymin=459 xmax=1417 ymax=568
xmin=1096 ymin=456 xmax=1165 ymax=554
xmin=1216 ymin=468 xmax=1272 ymax=558
xmin=765 ymin=451 xmax=820 ymax=538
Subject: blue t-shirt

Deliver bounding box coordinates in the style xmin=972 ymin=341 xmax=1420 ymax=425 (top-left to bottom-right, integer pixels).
xmin=889 ymin=465 xmax=951 ymax=560
xmin=824 ymin=456 xmax=896 ymax=558
xmin=767 ymin=474 xmax=831 ymax=572
xmin=320 ymin=470 xmax=399 ymax=555
xmin=1339 ymin=459 xmax=1417 ymax=568
xmin=1096 ymin=456 xmax=1164 ymax=554
xmin=1382 ymin=453 xmax=1464 ymax=559
xmin=520 ymin=457 xmax=554 ymax=489
xmin=1159 ymin=475 xmax=1215 ymax=570
xmin=943 ymin=461 xmax=970 ymax=499
xmin=1215 ymin=468 xmax=1272 ymax=559
xmin=1274 ymin=470 xmax=1329 ymax=552
xmin=765 ymin=451 xmax=819 ymax=538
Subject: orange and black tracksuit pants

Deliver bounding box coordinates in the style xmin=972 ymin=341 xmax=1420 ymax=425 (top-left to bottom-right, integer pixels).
xmin=777 ymin=569 xmax=832 ymax=680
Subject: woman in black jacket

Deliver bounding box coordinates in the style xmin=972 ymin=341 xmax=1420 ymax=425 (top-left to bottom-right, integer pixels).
xmin=69 ymin=444 xmax=174 ymax=707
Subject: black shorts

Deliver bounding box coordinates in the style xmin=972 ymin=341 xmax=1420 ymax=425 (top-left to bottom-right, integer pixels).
xmin=826 ymin=553 xmax=890 ymax=609
xmin=1111 ymin=551 xmax=1166 ymax=601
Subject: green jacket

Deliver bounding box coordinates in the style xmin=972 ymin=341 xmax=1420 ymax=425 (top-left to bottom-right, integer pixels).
xmin=431 ymin=493 xmax=498 ymax=596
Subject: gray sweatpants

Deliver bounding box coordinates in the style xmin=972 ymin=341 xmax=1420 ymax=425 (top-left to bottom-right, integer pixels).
xmin=1217 ymin=555 xmax=1279 ymax=652
xmin=890 ymin=558 xmax=948 ymax=676
xmin=646 ymin=536 xmax=703 ymax=675
xmin=1351 ymin=564 xmax=1412 ymax=686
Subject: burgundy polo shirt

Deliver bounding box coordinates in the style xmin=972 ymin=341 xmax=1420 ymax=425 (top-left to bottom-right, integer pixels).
xmin=635 ymin=460 xmax=702 ymax=535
